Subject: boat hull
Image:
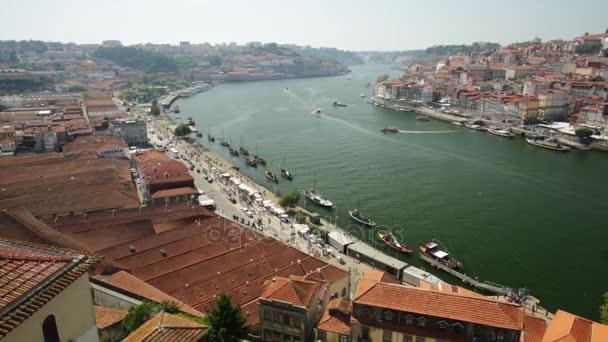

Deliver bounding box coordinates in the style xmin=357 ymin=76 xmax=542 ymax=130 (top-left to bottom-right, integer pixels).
xmin=348 ymin=210 xmax=376 ymax=227
xmin=305 ymin=192 xmax=333 ymax=208
xmin=526 ymin=138 xmax=570 ymax=152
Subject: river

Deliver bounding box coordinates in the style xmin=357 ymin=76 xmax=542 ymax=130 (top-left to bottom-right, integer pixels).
xmin=176 ymin=63 xmax=608 ymax=320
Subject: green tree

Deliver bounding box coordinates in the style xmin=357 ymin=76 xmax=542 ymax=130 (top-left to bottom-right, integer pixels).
xmin=279 ymin=191 xmax=301 ymax=208
xmin=294 ymin=212 xmax=306 ymax=224
xmin=575 ymin=127 xmax=594 ymax=145
xmin=376 ymin=73 xmax=389 ymax=83
xmin=175 ymin=123 xmax=192 ymax=137
xmin=203 ymin=294 xmax=248 ymax=342
xmin=123 ymin=300 xmax=179 ymax=332
xmin=601 ymin=291 xmax=608 ymax=324
xmin=150 ymin=99 xmax=161 ymax=116
xmin=0 ymin=104 xmax=6 ymax=112
xmin=590 ymin=76 xmax=605 ymax=82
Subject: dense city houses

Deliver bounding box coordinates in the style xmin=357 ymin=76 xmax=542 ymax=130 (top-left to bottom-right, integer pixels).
xmin=373 ymin=30 xmax=608 ymax=146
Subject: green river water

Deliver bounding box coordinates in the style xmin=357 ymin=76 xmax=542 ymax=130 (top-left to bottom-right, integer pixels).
xmin=176 ymin=63 xmax=608 ymax=320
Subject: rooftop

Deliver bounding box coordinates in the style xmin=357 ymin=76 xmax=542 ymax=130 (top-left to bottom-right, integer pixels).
xmin=260 ymin=276 xmax=319 ymax=308
xmin=63 ymin=135 xmax=127 ymax=154
xmin=354 ymin=271 xmax=524 ymax=331
xmin=317 ymin=297 xmax=352 ymax=335
xmin=94 ymin=305 xmax=128 ymax=329
xmin=0 ymin=238 xmax=100 ymax=338
xmin=542 ymin=309 xmax=608 ymax=342
xmin=122 ymin=312 xmax=207 ymax=342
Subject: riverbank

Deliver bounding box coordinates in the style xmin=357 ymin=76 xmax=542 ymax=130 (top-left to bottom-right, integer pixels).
xmin=376 ymin=99 xmax=603 ymax=152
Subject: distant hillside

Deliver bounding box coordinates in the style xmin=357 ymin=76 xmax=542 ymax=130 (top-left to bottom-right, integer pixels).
xmin=93 ymin=46 xmax=178 ymax=73
xmin=355 ymin=50 xmax=425 ymax=63
xmin=425 ymin=42 xmax=500 ymax=56
xmin=290 ymin=46 xmax=363 ymax=65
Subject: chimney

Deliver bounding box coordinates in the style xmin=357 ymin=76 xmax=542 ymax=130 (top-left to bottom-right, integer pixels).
xmin=128 ymin=244 xmax=136 ymax=253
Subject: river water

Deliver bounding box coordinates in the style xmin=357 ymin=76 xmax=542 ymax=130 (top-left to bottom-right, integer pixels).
xmin=176 ymin=63 xmax=608 ymax=319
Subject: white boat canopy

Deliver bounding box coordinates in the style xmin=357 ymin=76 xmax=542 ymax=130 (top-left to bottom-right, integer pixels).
xmin=431 ymin=250 xmax=449 ymax=259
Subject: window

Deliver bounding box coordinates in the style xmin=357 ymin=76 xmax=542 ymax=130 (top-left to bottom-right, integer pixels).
xmin=42 ymin=314 xmax=60 ymax=342
xmin=283 ymin=314 xmax=290 ymax=326
xmin=340 ymin=334 xmax=349 ymax=342
xmin=383 ymin=310 xmax=394 ymax=321
xmin=292 ymin=317 xmax=301 ymax=329
xmin=405 ymin=314 xmax=414 ymax=325
xmin=496 ymin=330 xmax=505 ymax=341
xmin=273 ymin=311 xmax=281 ymax=323
xmin=437 ymin=320 xmax=448 ymax=330
xmin=342 ymin=287 xmax=347 ymax=297
xmin=415 ymin=337 xmax=425 ymax=342
xmin=417 ymin=317 xmax=426 ymax=327
xmin=403 ymin=336 xmax=413 ymax=342
xmin=361 ymin=326 xmax=370 ymax=339
xmin=317 ymin=330 xmax=326 ymax=341
xmin=382 ymin=330 xmax=392 ymax=342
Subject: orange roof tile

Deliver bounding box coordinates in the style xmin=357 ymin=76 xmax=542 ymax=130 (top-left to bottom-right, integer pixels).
xmin=94 ymin=305 xmax=128 ymax=329
xmin=523 ymin=314 xmax=548 ymax=342
xmin=151 ymin=187 xmax=198 ymax=199
xmin=122 ymin=312 xmax=206 ymax=342
xmin=354 ymin=282 xmax=524 ymax=331
xmin=318 ymin=298 xmax=351 ymax=335
xmin=260 ymin=276 xmax=318 ymax=308
xmin=542 ymin=310 xmax=608 ymax=342
xmin=93 ymin=271 xmax=203 ymax=317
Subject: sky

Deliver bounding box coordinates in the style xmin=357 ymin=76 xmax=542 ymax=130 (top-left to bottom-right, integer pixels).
xmin=1 ymin=0 xmax=607 ymax=51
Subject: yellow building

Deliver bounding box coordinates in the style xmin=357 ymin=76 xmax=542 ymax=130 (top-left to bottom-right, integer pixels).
xmin=0 ymin=239 xmax=101 ymax=342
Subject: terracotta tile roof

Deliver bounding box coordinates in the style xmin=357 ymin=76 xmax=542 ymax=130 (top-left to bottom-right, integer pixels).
xmin=260 ymin=276 xmax=318 ymax=308
xmin=94 ymin=305 xmax=127 ymax=329
xmin=318 ymin=298 xmax=352 ymax=335
xmin=524 ymin=314 xmax=548 ymax=342
xmin=354 ymin=282 xmax=524 ymax=331
xmin=133 ymin=150 xmax=169 ymax=163
xmin=542 ymin=309 xmax=608 ymax=342
xmin=63 ymin=135 xmax=126 ymax=154
xmin=0 ymin=238 xmax=101 ymax=338
xmin=151 ymin=187 xmax=198 ymax=199
xmin=122 ymin=312 xmax=207 ymax=342
xmin=92 ymin=271 xmax=203 ymax=317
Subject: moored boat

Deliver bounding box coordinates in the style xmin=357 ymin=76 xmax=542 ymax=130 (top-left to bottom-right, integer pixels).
xmin=419 ymin=241 xmax=463 ymax=270
xmin=229 ymin=147 xmax=239 ymax=156
xmin=488 ymin=127 xmax=514 ymax=138
xmin=348 ymin=209 xmax=376 ymax=227
xmin=381 ymin=126 xmax=400 ymax=133
xmin=333 ymin=101 xmax=347 ymax=107
xmin=305 ymin=189 xmax=334 ymax=208
xmin=416 ymin=115 xmax=430 ymax=121
xmin=245 ymin=157 xmax=258 ymax=167
xmin=239 ymin=146 xmax=249 ymax=156
xmin=265 ymin=170 xmax=279 ymax=183
xmin=464 ymin=122 xmax=487 ymax=131
xmin=525 ymin=136 xmax=570 ymax=152
xmin=280 ymin=168 xmax=293 ymax=180
xmin=378 ymin=231 xmax=412 ymax=254
xmin=360 ymin=93 xmax=366 ymax=98
xmin=253 ymin=155 xmax=266 ymax=165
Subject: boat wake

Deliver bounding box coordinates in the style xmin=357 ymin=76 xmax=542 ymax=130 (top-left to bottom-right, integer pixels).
xmin=398 ymin=130 xmax=456 ymax=134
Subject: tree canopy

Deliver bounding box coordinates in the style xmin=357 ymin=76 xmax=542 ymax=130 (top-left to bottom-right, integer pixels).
xmin=93 ymin=46 xmax=178 ymax=73
xmin=279 ymin=191 xmax=301 ymax=208
xmin=123 ymin=300 xmax=179 ymax=332
xmin=203 ymin=294 xmax=248 ymax=342
xmin=601 ymin=291 xmax=608 ymax=324
xmin=376 ymin=73 xmax=389 ymax=83
xmin=175 ymin=123 xmax=192 ymax=137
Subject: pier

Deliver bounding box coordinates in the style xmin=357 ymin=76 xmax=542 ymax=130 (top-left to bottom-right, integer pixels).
xmin=419 ymin=254 xmax=514 ymax=297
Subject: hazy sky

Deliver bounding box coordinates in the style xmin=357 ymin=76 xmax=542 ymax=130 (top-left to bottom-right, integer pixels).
xmin=1 ymin=0 xmax=607 ymax=51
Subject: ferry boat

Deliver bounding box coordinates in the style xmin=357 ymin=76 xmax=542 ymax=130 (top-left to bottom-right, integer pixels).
xmin=305 ymin=189 xmax=334 ymax=208
xmin=416 ymin=115 xmax=430 ymax=121
xmin=348 ymin=209 xmax=376 ymax=227
xmin=488 ymin=127 xmax=514 ymax=138
xmin=265 ymin=170 xmax=279 ymax=183
xmin=526 ymin=136 xmax=570 ymax=152
xmin=464 ymin=122 xmax=487 ymax=131
xmin=381 ymin=126 xmax=400 ymax=133
xmin=419 ymin=241 xmax=463 ymax=270
xmin=378 ymin=231 xmax=412 ymax=254
xmin=332 ymin=101 xmax=348 ymax=107
xmin=280 ymin=168 xmax=293 ymax=180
